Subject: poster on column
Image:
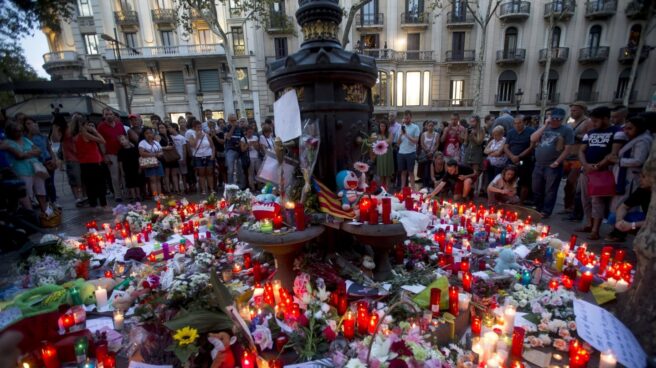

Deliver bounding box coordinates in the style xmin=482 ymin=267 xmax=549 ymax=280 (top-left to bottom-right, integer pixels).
xmin=573 ymin=299 xmax=646 ymax=368
xmin=273 ymin=89 xmax=302 ymax=142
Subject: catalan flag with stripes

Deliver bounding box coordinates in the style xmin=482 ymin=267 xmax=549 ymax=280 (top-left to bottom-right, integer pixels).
xmin=312 ymin=178 xmax=356 ymax=220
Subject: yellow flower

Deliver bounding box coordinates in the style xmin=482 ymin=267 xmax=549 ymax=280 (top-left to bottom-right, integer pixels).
xmin=173 ymin=326 xmax=199 ymax=346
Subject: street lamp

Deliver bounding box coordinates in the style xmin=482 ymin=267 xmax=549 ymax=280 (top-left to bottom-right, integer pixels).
xmin=515 ymin=88 xmax=524 ymax=114
xmin=196 ymin=92 xmax=204 ymax=120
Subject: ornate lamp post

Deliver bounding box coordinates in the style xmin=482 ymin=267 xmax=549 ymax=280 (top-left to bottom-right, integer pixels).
xmin=515 ymin=88 xmax=524 ymax=114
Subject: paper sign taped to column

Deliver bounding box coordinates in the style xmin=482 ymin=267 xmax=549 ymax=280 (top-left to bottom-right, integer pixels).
xmin=573 ymin=299 xmax=646 ymax=368
xmin=273 ymin=89 xmax=302 ymax=142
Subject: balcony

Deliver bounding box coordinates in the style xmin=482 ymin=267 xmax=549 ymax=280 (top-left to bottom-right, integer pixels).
xmin=543 ymin=1 xmax=575 ymax=20
xmin=356 ymin=13 xmax=384 ymax=30
xmin=613 ymin=90 xmax=637 ymax=104
xmin=400 ymin=12 xmax=429 ymax=29
xmin=361 ymin=48 xmax=397 ymax=61
xmin=578 ymin=47 xmax=609 ymax=64
xmin=445 ymin=50 xmax=475 ymax=63
xmin=432 ymin=99 xmax=474 ymax=108
xmin=398 ymin=50 xmax=433 ymax=61
xmin=104 ymin=44 xmax=225 ymax=61
xmin=114 ymin=11 xmax=139 ymax=30
xmin=575 ymin=91 xmax=599 ymax=102
xmin=585 ymin=0 xmax=617 ymax=19
xmin=625 ymin=1 xmax=648 ymax=19
xmin=496 ymin=49 xmax=526 ymax=65
xmin=494 ymin=95 xmax=515 ymax=106
xmin=618 ymin=46 xmax=651 ymax=64
xmin=535 ymin=92 xmax=560 ymax=105
xmin=538 ymin=47 xmax=569 ymax=65
xmin=266 ymin=14 xmax=294 ymax=34
xmin=151 ymin=9 xmax=176 ymax=28
xmin=360 ymin=49 xmax=434 ymax=62
xmin=499 ymin=1 xmax=531 ymax=22
xmin=42 ymin=51 xmax=84 ymax=74
xmin=446 ymin=11 xmax=475 ymax=28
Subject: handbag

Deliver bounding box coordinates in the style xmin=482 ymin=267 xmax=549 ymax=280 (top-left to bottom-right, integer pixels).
xmin=32 ymin=160 xmax=50 ymax=179
xmin=139 ymin=156 xmax=159 ymax=169
xmin=586 ymin=170 xmax=616 ymax=197
xmin=162 ymin=147 xmax=180 ymax=163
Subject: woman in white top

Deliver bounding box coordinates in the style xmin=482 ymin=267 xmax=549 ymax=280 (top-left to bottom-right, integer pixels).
xmin=484 ymin=125 xmax=508 ymax=186
xmin=138 ymin=127 xmax=164 ymax=196
xmin=487 ymin=165 xmax=519 ymax=206
xmin=419 ymin=121 xmax=439 ymax=188
xmin=167 ymin=123 xmax=187 ymax=194
xmin=259 ymin=124 xmax=275 ymax=153
xmin=187 ymin=119 xmax=215 ymax=195
xmin=244 ymin=126 xmax=261 ymax=191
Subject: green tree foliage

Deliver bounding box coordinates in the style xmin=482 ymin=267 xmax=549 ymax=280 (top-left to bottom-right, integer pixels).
xmin=0 ymin=0 xmax=75 ymax=39
xmin=0 ymin=41 xmax=45 ymax=107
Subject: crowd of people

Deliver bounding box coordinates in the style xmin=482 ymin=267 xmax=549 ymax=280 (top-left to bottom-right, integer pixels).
xmin=371 ymin=104 xmax=653 ymax=242
xmin=0 ymin=103 xmax=653 ymax=244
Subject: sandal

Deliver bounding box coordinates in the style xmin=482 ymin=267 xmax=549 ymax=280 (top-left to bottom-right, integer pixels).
xmin=587 ymin=233 xmax=600 ymax=241
xmin=575 ymin=226 xmax=592 ymax=233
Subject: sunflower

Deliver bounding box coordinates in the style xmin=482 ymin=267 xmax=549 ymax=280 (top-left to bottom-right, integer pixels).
xmin=173 ymin=326 xmax=199 ymax=346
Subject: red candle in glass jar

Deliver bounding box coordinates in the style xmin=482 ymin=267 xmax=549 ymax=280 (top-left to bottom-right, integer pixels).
xmin=471 ymin=315 xmax=482 ymax=336
xmin=445 ymin=242 xmax=453 ymax=256
xmin=434 ymin=228 xmax=446 ymax=250
xmin=382 ymin=198 xmax=392 ymax=224
xmin=337 ymin=294 xmax=348 ymax=315
xmin=359 ymin=198 xmax=370 ymax=222
xmin=448 ymin=286 xmax=459 ymax=316
xmin=243 ymin=253 xmax=252 ymax=269
xmin=368 ymin=313 xmax=380 ymax=335
xmin=273 ymin=215 xmax=283 ymax=230
xmin=577 ymin=271 xmax=593 ymax=293
xmin=460 ymin=258 xmax=470 ymax=273
xmin=430 ymin=288 xmax=441 ymax=317
xmin=562 ymin=275 xmax=574 ymax=289
xmin=614 ymin=249 xmax=625 ymax=262
xmin=462 ymin=272 xmax=473 ymax=292
xmin=41 ymin=342 xmax=60 ymax=368
xmin=511 ymin=327 xmax=526 ymax=357
xmin=357 ymin=306 xmax=369 ymax=335
xmin=104 ymin=353 xmax=117 ymax=368
xmin=549 ymin=278 xmax=559 ymax=291
xmin=343 ymin=311 xmax=355 ymax=339
xmin=295 ymin=202 xmax=306 ymax=231
xmin=402 ymin=186 xmax=411 ymax=199
xmin=404 ymin=196 xmax=413 ymax=211
xmin=241 ymin=351 xmax=255 ymax=368
xmin=368 ymin=204 xmax=378 ymax=225
xmin=269 ymin=359 xmax=283 ymax=368
xmin=599 ymin=246 xmax=612 ymax=273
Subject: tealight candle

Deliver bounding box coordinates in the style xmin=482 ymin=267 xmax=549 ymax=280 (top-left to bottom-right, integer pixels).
xmin=615 ymin=279 xmax=629 ymax=293
xmin=458 ymin=293 xmax=471 ymax=311
xmin=599 ymin=350 xmax=617 ymax=368
xmin=113 ymin=310 xmax=124 ymax=331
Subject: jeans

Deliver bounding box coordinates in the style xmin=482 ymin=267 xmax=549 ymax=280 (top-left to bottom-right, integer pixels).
xmin=106 ymin=154 xmax=122 ymax=199
xmin=532 ymin=163 xmax=563 ymax=216
xmin=225 ymin=149 xmax=245 ymax=187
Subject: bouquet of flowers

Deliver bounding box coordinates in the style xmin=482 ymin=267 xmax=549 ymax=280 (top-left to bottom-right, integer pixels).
xmin=299 ymin=119 xmax=320 ymax=203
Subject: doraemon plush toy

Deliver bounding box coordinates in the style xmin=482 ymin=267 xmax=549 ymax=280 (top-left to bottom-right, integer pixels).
xmin=336 ymin=170 xmax=361 ymax=210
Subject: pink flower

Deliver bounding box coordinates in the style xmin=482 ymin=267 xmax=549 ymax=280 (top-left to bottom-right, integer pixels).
xmin=567 ymin=321 xmax=577 ymax=330
xmin=372 ymin=140 xmax=389 ymax=156
xmin=553 ymin=338 xmax=569 ymax=351
xmin=354 ymin=161 xmax=370 ymax=173
xmin=558 ymin=328 xmax=571 ymax=339
xmin=252 ymin=325 xmax=273 ymax=351
xmin=293 ymin=273 xmax=311 ymax=300
xmin=528 ymin=336 xmax=543 ymax=348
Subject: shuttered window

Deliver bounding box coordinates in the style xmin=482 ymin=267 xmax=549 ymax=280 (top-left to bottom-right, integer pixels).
xmin=130 ymin=73 xmax=150 ymax=95
xmin=198 ymin=69 xmax=220 ymax=92
xmin=163 ymin=71 xmax=184 ymax=93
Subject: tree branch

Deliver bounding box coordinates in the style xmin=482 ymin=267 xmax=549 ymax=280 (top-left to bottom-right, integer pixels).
xmin=341 ymin=0 xmax=373 ymax=48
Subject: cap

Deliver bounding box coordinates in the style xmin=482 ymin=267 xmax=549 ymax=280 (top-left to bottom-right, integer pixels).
xmin=551 ymin=108 xmax=566 ymax=120
xmin=501 ymin=107 xmax=512 ymax=114
xmin=569 ymin=101 xmax=588 ymax=110
xmin=128 ymin=113 xmax=139 ymax=119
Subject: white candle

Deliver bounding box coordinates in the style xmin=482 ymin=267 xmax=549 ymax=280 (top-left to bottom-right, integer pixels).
xmin=615 ymin=280 xmax=629 ymax=293
xmin=503 ymin=305 xmax=516 ymax=335
xmin=482 ymin=331 xmax=499 ymax=362
xmin=113 ymin=310 xmax=124 ymax=330
xmin=606 ymin=277 xmax=618 ymax=287
xmin=485 ymin=355 xmax=500 ymax=368
xmin=458 ymin=293 xmax=471 ymax=311
xmin=272 ymin=280 xmax=282 ymax=304
xmin=599 ymin=350 xmax=617 ymax=368
xmin=95 ymin=286 xmax=108 ymax=309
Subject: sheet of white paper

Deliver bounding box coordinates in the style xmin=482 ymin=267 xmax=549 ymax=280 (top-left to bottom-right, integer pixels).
xmin=128 ymin=362 xmax=173 ymax=368
xmin=574 ymin=299 xmax=646 ymax=368
xmin=273 ymin=89 xmax=302 ymax=142
xmin=86 ymin=317 xmax=114 ymax=333
xmin=283 ymin=359 xmax=333 ymax=368
xmin=514 ymin=312 xmax=537 ymax=329
xmin=401 ymin=284 xmax=427 ymax=294
xmin=513 ymin=245 xmax=531 ymax=259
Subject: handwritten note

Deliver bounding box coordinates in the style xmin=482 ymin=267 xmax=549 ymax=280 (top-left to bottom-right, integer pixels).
xmin=128 ymin=362 xmax=172 ymax=368
xmin=573 ymin=299 xmax=646 ymax=368
xmin=273 ymin=89 xmax=302 ymax=142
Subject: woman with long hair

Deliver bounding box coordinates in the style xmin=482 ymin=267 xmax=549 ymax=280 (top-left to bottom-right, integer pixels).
xmin=463 ymin=115 xmax=486 ymax=193
xmin=168 ymin=123 xmax=186 ymax=194
xmin=375 ymin=119 xmax=394 ymax=189
xmin=187 ymin=119 xmax=216 ymax=195
xmin=138 ymin=127 xmax=164 ymax=197
xmin=4 ymin=122 xmax=44 ymax=211
xmin=157 ymin=122 xmax=179 ymax=194
xmin=75 ymin=119 xmax=108 ymax=211
xmin=52 ymin=113 xmax=84 ymax=206
xmin=419 ymin=121 xmax=438 ymax=188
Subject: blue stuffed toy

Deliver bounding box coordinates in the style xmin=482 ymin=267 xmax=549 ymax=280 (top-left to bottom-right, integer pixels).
xmin=494 ymin=248 xmax=521 ymax=274
xmin=336 ymin=170 xmax=361 ymax=210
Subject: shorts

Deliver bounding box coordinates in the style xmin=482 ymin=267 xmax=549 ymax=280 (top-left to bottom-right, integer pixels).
xmin=144 ymin=163 xmax=164 ymax=177
xmin=178 ymin=160 xmax=188 ymax=175
xmin=193 ymin=156 xmax=215 ymax=168
xmin=20 ymin=175 xmax=46 ymax=199
xmin=397 ymin=152 xmax=416 ymax=172
xmin=65 ymin=161 xmax=82 ymax=187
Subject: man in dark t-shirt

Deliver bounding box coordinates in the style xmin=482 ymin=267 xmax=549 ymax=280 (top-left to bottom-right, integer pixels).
xmin=504 ymin=115 xmax=535 ymax=204
xmin=429 ymin=159 xmax=476 ymax=200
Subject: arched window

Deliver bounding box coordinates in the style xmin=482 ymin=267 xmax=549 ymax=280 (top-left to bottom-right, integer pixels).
xmin=615 ymin=68 xmax=632 ymax=100
xmin=504 ymin=27 xmax=518 ymax=53
xmin=551 ymin=27 xmax=561 ymax=48
xmin=588 ymin=25 xmax=601 ymax=49
xmin=497 ymin=70 xmax=517 ymax=103
xmin=577 ymin=69 xmax=598 ymax=102
xmin=539 ymin=69 xmax=559 ymax=102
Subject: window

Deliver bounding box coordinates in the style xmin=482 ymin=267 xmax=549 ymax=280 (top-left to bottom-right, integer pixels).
xmin=372 ymin=71 xmax=388 ymax=106
xmin=407 ymin=33 xmax=420 ymax=60
xmin=83 ymin=34 xmax=99 ymax=55
xmin=361 ymin=34 xmax=379 ymax=49
xmin=497 ymin=70 xmax=517 ymax=103
xmin=551 ymin=27 xmax=561 ymax=48
xmin=124 ymin=32 xmax=138 ymax=53
xmin=615 ymin=68 xmax=631 ymax=100
xmin=361 ymin=0 xmax=378 ymax=25
xmin=453 ymin=0 xmax=464 ymax=18
xmin=406 ymin=0 xmax=424 ymax=14
xmin=196 ymin=29 xmax=212 ymax=45
xmin=129 ymin=73 xmax=150 ymax=95
xmin=160 ymin=30 xmax=174 ymax=54
xmin=198 ymin=69 xmax=221 ymax=92
xmin=232 ymin=27 xmax=245 ymax=56
xmin=422 ymin=71 xmax=430 ymax=106
xmin=156 ymin=0 xmax=168 ymax=8
xmin=396 ymin=72 xmax=404 ymax=107
xmin=119 ymin=0 xmax=134 ymax=11
xmin=450 ymin=80 xmax=464 ymax=105
xmin=274 ymin=37 xmax=288 ymax=59
xmin=77 ymin=0 xmax=93 ymax=16
xmin=588 ymin=25 xmax=601 ymax=49
xmin=271 ymin=0 xmax=285 ymax=13
xmin=627 ymin=24 xmax=642 ymax=48
xmin=451 ymin=31 xmax=465 ymax=59
xmin=235 ymin=68 xmax=249 ymax=90
xmin=503 ymin=27 xmax=518 ymax=54
xmin=539 ymin=69 xmax=558 ymax=101
xmin=389 ymin=71 xmax=395 ymax=106
xmin=577 ymin=69 xmax=598 ymax=101
xmin=405 ymin=72 xmax=421 ymax=106
xmin=163 ymin=71 xmax=185 ymax=93
xmin=229 ymin=0 xmax=241 ymax=16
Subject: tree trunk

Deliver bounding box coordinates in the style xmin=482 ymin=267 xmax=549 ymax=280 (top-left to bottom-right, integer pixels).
xmin=623 ymin=2 xmax=654 ymax=106
xmin=616 ymin=139 xmax=656 ymax=358
xmin=539 ymin=13 xmax=555 ymax=123
xmin=473 ymin=27 xmax=486 ymax=116
xmin=341 ymin=1 xmax=372 ymax=48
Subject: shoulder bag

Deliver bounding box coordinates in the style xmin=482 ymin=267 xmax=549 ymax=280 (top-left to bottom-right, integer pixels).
xmin=139 ymin=141 xmax=160 ymax=169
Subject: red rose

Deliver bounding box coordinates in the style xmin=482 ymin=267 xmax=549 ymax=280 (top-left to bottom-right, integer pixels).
xmin=391 ymin=341 xmax=413 ymax=357
xmin=388 ymin=358 xmax=409 ymax=368
xmin=322 ymin=326 xmax=337 ymax=341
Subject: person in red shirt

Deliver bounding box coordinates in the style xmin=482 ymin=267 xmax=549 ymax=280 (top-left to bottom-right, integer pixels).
xmin=75 ymin=119 xmax=108 ymax=210
xmin=97 ymin=107 xmax=126 ymax=202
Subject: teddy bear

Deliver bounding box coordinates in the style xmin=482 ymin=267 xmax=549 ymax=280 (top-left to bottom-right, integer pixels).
xmin=336 ymin=170 xmax=361 ymax=210
xmin=493 ymin=248 xmax=521 ymax=274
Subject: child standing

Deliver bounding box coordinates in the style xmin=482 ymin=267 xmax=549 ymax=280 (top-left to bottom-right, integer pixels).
xmin=117 ymin=135 xmax=141 ymax=202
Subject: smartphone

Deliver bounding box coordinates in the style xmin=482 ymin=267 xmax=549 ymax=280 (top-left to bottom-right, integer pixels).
xmin=401 ymin=126 xmax=406 ymax=134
